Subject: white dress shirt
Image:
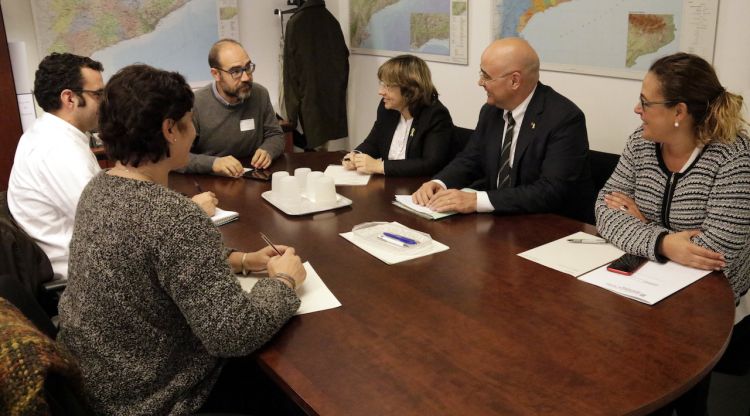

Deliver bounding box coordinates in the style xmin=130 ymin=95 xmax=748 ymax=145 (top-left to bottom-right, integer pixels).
xmin=387 ymin=115 xmax=414 ymax=160
xmin=7 ymin=112 xmax=101 ymax=280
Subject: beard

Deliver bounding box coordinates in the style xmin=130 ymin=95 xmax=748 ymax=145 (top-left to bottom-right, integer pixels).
xmin=221 ymin=81 xmax=252 ymax=101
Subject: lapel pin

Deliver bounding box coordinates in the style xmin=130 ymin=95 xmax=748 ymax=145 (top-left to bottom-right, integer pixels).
xmin=410 ymin=127 xmax=415 ymax=137
xmin=531 ymin=122 xmax=536 ymax=130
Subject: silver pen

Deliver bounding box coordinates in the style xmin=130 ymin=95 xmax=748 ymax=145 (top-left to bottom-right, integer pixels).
xmin=567 ymin=238 xmax=607 ymax=244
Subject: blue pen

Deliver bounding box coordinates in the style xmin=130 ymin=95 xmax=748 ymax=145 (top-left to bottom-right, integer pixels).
xmin=383 ymin=232 xmax=417 ymax=245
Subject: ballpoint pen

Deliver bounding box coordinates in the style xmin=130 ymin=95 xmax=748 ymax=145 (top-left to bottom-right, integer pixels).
xmin=342 ymin=150 xmax=363 ymax=162
xmin=260 ymin=232 xmax=283 ymax=256
xmin=382 ymin=232 xmax=417 ymax=245
xmin=567 ymin=238 xmax=607 ymax=244
xmin=378 ymin=234 xmax=409 ymax=248
xmin=193 ymin=179 xmax=203 ymax=194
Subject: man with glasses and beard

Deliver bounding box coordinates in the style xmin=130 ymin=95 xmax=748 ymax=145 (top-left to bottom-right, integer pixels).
xmin=184 ymin=39 xmax=286 ymax=177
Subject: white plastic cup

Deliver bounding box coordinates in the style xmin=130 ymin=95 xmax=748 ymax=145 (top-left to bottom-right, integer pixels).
xmin=312 ymin=176 xmax=336 ymax=207
xmin=276 ymin=176 xmax=301 ymax=205
xmin=294 ymin=167 xmax=311 ymax=193
xmin=271 ymin=171 xmax=289 ymax=193
xmin=305 ymin=171 xmax=324 ymax=200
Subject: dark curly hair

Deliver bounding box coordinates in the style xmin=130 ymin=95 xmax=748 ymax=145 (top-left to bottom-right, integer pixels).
xmin=98 ymin=64 xmax=194 ymax=167
xmin=33 ymin=52 xmax=103 ymax=112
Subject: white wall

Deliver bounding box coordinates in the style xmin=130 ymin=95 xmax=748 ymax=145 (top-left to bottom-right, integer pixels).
xmin=337 ymin=0 xmax=750 ymax=154
xmin=4 ymin=0 xmax=748 ymax=154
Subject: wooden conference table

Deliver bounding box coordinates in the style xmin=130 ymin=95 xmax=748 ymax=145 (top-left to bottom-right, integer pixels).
xmin=170 ymin=151 xmax=735 ymax=416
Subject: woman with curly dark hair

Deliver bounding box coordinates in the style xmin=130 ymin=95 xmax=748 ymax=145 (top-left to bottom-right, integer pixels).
xmin=58 ymin=64 xmax=306 ymax=415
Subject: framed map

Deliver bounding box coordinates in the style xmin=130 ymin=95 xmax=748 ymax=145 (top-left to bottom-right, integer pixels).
xmin=350 ymin=0 xmax=469 ymax=65
xmin=492 ymin=0 xmax=719 ymax=79
xmin=30 ymin=0 xmax=239 ymax=85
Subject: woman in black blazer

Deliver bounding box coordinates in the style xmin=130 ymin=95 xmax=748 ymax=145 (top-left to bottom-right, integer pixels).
xmin=342 ymin=55 xmax=454 ymax=176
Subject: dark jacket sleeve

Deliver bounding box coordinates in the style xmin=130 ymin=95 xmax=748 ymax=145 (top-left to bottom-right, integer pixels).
xmin=384 ymin=101 xmax=454 ymax=177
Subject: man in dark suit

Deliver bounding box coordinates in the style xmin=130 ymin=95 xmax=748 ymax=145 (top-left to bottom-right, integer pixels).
xmin=412 ymin=38 xmax=593 ymax=221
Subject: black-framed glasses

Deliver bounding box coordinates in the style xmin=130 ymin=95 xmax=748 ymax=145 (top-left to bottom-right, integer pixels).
xmin=478 ymin=69 xmax=517 ymax=84
xmin=214 ymin=62 xmax=256 ymax=80
xmin=76 ymin=89 xmax=104 ymax=100
xmin=638 ymin=95 xmax=675 ymax=110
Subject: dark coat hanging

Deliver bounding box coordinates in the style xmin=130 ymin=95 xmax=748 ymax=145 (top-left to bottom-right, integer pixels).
xmin=283 ymin=0 xmax=349 ymax=149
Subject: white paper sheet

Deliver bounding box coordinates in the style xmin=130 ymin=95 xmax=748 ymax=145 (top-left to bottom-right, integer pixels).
xmin=578 ymin=261 xmax=710 ymax=305
xmin=517 ymin=231 xmax=624 ymax=276
xmin=340 ymin=226 xmax=449 ymax=265
xmin=237 ymin=262 xmax=341 ymax=315
xmin=323 ymin=164 xmax=371 ymax=185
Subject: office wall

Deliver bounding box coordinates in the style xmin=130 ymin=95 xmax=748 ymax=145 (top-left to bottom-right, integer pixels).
xmin=3 ymin=0 xmax=748 ymax=154
xmin=337 ymin=0 xmax=750 ymax=154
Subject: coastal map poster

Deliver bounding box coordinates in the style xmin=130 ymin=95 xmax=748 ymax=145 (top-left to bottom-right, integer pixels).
xmin=492 ymin=0 xmax=718 ymax=79
xmin=350 ymin=0 xmax=469 ymax=65
xmin=30 ymin=0 xmax=240 ymax=85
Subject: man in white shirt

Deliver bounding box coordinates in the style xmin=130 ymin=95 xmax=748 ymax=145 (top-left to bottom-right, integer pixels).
xmin=8 ymin=53 xmax=106 ymax=280
xmin=8 ymin=54 xmax=219 ymax=280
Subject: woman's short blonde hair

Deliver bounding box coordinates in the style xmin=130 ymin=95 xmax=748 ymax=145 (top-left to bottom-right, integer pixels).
xmin=377 ymin=55 xmax=437 ymax=115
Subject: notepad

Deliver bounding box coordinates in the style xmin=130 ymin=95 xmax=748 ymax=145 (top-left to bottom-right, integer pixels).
xmin=392 ymin=195 xmax=457 ymax=220
xmin=211 ymin=207 xmax=239 ymax=226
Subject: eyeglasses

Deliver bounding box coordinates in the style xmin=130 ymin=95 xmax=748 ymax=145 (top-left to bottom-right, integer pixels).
xmin=638 ymin=95 xmax=676 ymax=110
xmin=214 ymin=62 xmax=256 ymax=80
xmin=378 ymin=81 xmax=398 ymax=89
xmin=478 ymin=69 xmax=517 ymax=84
xmin=77 ymin=89 xmax=104 ymax=100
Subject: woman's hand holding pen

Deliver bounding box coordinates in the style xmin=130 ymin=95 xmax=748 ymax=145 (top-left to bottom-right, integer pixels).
xmin=267 ymin=247 xmax=306 ymax=290
xmin=604 ymin=192 xmax=647 ymax=223
xmin=191 ymin=192 xmax=218 ymax=216
xmin=341 ymin=150 xmax=363 ymax=170
xmin=351 ymin=153 xmax=384 ymax=174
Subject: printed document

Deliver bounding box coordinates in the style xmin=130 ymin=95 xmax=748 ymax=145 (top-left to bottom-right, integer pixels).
xmin=392 ymin=195 xmax=457 ymax=220
xmin=578 ymin=261 xmax=710 ymax=305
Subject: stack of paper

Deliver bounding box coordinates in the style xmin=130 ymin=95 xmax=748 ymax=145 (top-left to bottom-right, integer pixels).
xmin=237 ymin=262 xmax=341 ymax=315
xmin=211 ymin=207 xmax=239 ymax=226
xmin=392 ymin=195 xmax=457 ymax=220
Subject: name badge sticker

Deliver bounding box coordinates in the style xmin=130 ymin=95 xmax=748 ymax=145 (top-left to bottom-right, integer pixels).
xmin=240 ymin=118 xmax=255 ymax=132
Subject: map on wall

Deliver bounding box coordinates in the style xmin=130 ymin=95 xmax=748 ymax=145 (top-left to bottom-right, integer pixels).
xmin=30 ymin=0 xmax=239 ymax=85
xmin=492 ymin=0 xmax=719 ymax=79
xmin=350 ymin=0 xmax=469 ymax=65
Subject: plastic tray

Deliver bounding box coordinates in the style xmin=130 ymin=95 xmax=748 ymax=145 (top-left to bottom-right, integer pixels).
xmin=262 ymin=191 xmax=352 ymax=216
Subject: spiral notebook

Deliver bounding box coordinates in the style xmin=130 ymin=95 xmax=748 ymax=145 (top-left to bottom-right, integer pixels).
xmin=211 ymin=208 xmax=239 ymax=226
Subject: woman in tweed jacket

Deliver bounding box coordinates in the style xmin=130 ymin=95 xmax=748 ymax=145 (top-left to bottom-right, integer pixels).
xmin=595 ymin=53 xmax=749 ymax=415
xmin=59 ymin=65 xmax=306 ymax=415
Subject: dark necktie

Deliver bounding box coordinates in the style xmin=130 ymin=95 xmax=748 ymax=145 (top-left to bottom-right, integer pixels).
xmin=497 ymin=112 xmax=515 ymax=189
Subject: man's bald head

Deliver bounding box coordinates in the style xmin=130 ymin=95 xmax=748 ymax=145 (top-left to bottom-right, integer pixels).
xmin=479 ymin=38 xmax=540 ymax=110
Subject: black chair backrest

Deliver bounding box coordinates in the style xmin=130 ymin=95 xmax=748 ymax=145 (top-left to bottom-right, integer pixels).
xmin=589 ymin=150 xmax=620 ymax=193
xmin=450 ymin=126 xmax=474 ymax=159
xmin=0 ymin=191 xmax=58 ymax=316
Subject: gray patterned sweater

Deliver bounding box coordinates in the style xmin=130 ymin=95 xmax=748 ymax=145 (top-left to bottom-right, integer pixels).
xmin=595 ymin=127 xmax=750 ymax=306
xmin=58 ymin=172 xmax=300 ymax=415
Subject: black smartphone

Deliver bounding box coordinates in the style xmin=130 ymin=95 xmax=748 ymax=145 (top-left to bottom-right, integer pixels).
xmin=242 ymin=169 xmax=271 ymax=181
xmin=607 ymin=253 xmax=647 ymax=276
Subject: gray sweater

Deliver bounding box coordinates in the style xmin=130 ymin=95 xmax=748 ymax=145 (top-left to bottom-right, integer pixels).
xmin=184 ymin=82 xmax=285 ymax=173
xmin=58 ymin=172 xmax=299 ymax=415
xmin=596 ymin=128 xmax=750 ymax=304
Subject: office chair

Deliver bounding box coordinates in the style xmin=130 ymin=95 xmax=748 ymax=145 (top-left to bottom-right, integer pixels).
xmin=585 ymin=150 xmax=620 ymax=224
xmin=0 ymin=191 xmax=62 ymax=316
xmin=449 ymin=126 xmax=474 ymax=160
